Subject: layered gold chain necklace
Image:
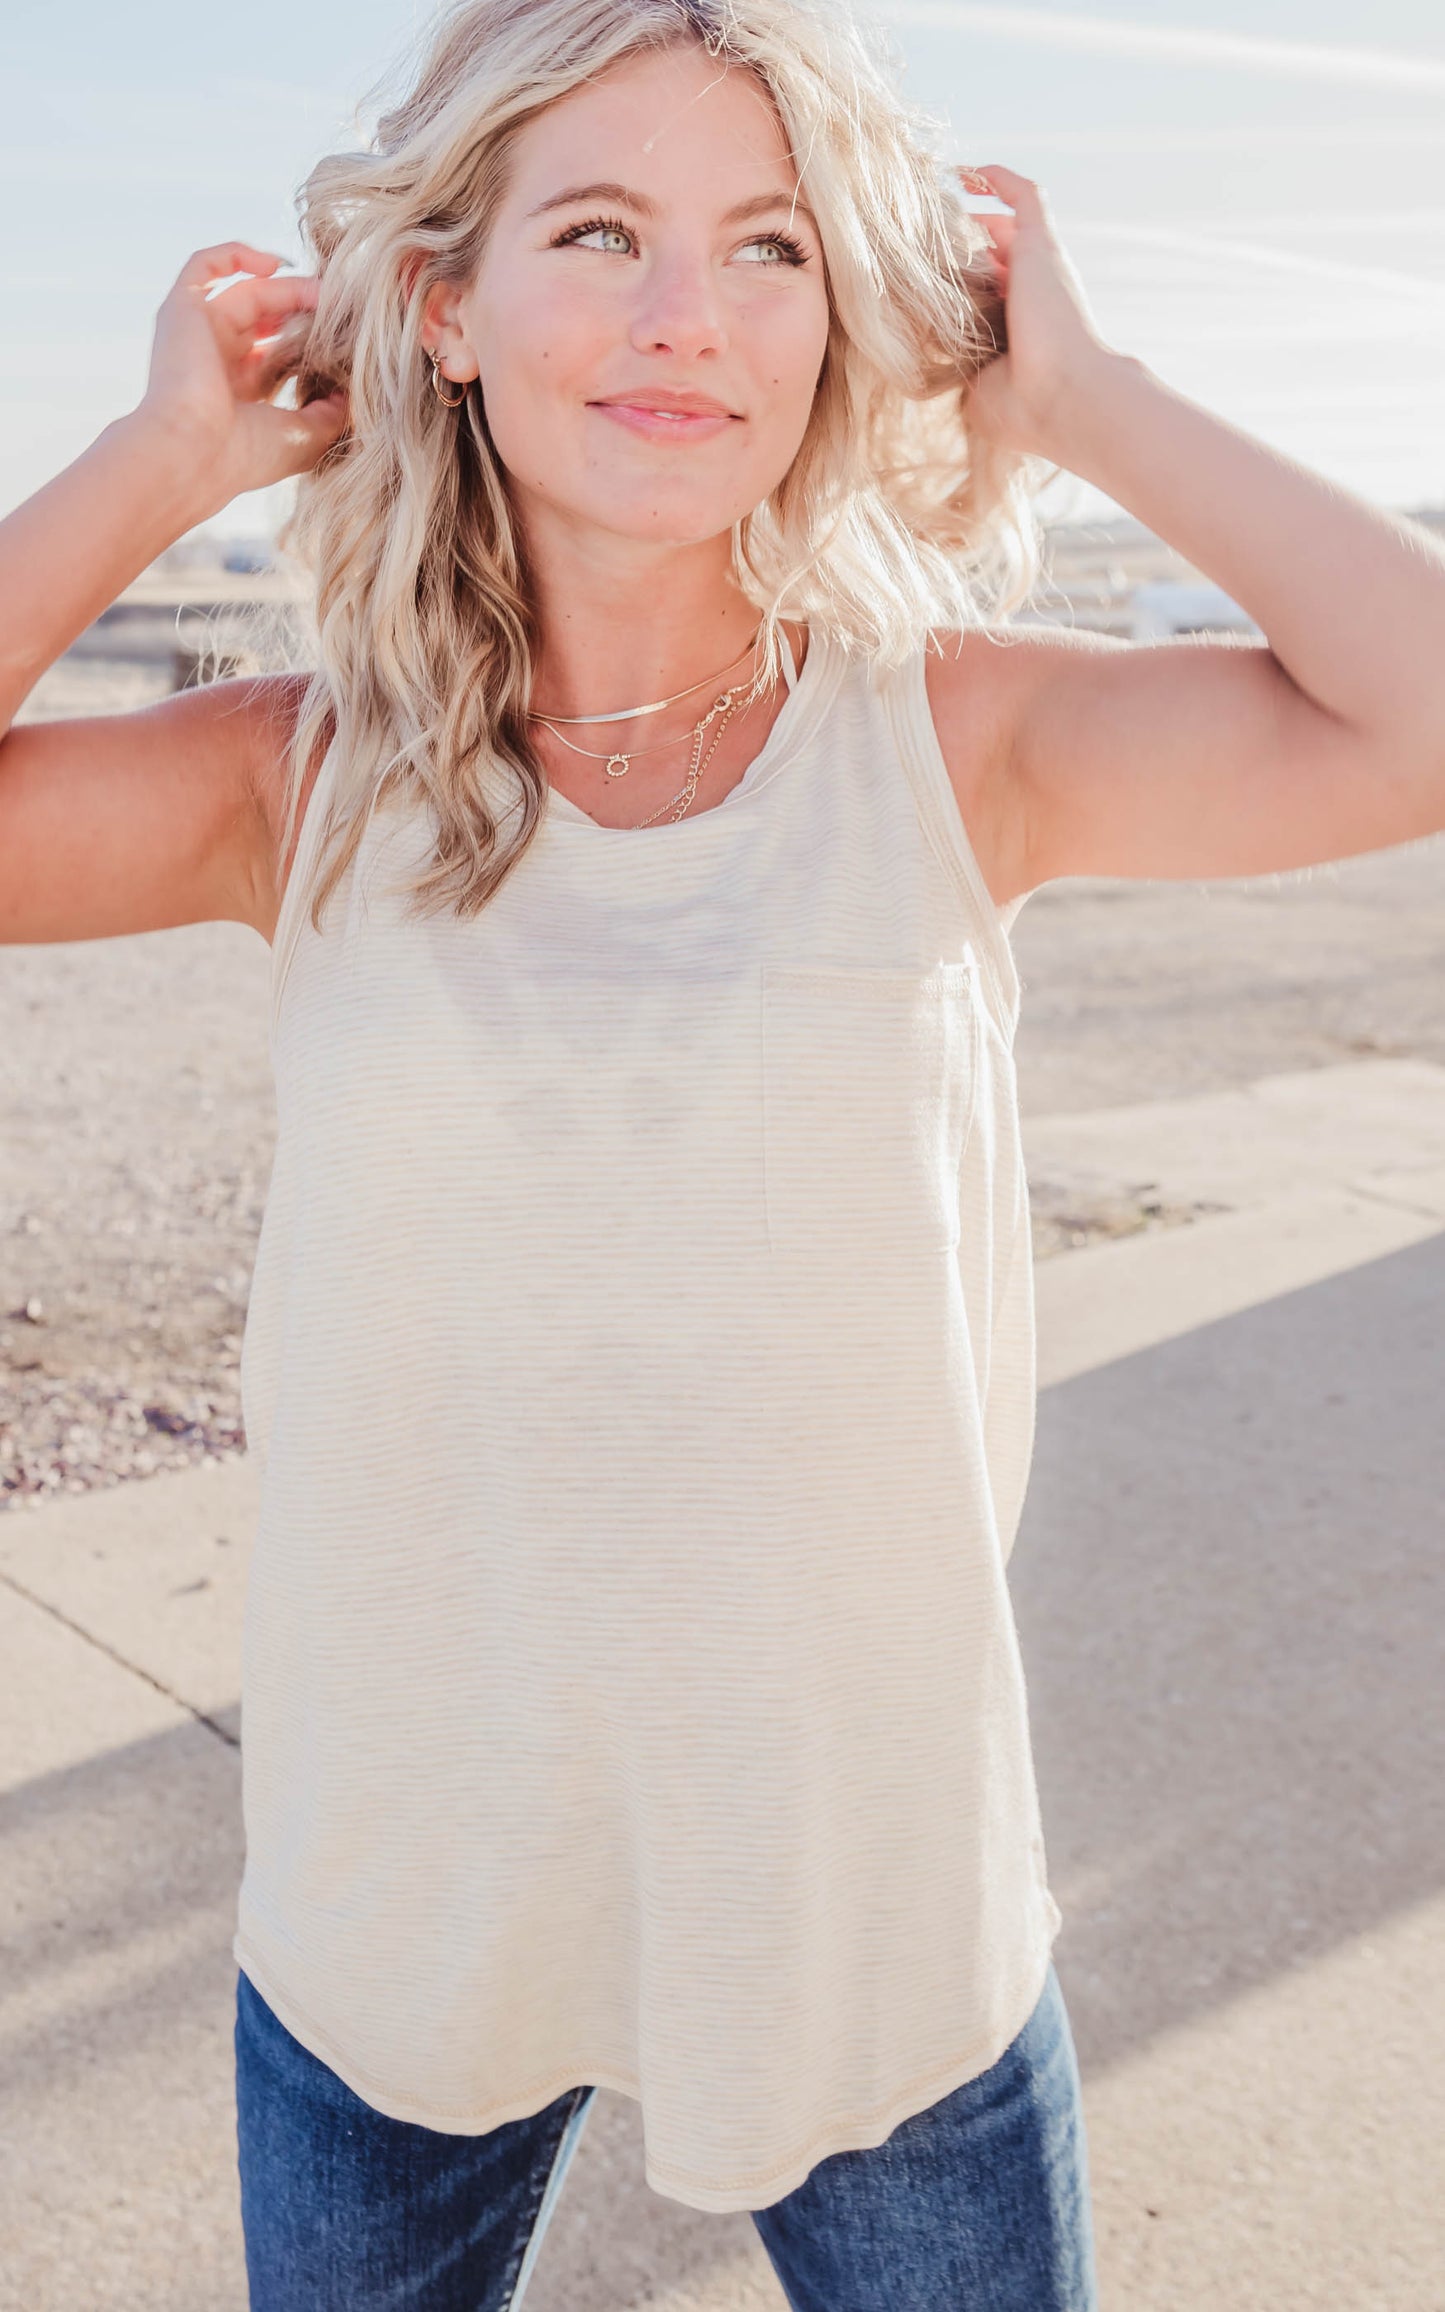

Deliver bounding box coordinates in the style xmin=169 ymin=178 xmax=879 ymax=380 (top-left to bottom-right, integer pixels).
xmin=537 ymin=684 xmax=757 ymax=827
xmin=529 ymin=626 xmax=771 ymax=828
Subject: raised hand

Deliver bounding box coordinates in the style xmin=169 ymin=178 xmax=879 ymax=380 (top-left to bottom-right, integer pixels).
xmin=138 ymin=242 xmax=349 ymax=513
xmin=954 ymin=164 xmax=1116 ymax=459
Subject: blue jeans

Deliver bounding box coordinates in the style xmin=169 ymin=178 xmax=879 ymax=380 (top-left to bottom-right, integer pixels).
xmin=234 ymin=1960 xmax=1097 ymax=2310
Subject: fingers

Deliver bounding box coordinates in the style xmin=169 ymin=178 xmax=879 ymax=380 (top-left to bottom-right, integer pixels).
xmin=957 ymin=164 xmax=1049 ymax=219
xmin=276 ymin=392 xmax=350 ymax=475
xmin=954 ymin=165 xmax=1016 ymax=288
xmin=172 ymin=242 xmax=286 ymax=294
xmin=206 ymin=272 xmax=320 ymax=351
xmin=240 ymin=342 xmax=304 ymax=406
xmin=242 ymin=315 xmax=323 ymax=404
xmin=970 ymin=164 xmax=1030 ymax=200
xmin=231 ymin=390 xmax=350 ymax=492
xmin=973 ymin=165 xmax=1056 ymax=235
xmin=956 ymin=165 xmax=1014 ymax=234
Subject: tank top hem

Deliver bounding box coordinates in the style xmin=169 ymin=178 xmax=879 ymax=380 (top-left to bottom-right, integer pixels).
xmin=234 ymin=1889 xmax=1061 ymax=2214
xmin=645 ymin=1910 xmax=1063 ymax=2212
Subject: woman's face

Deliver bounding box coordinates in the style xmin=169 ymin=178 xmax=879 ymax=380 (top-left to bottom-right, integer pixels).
xmin=437 ymin=43 xmax=831 ymax=553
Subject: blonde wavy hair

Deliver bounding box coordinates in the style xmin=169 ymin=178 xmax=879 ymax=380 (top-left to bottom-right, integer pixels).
xmin=279 ymin=0 xmax=1056 ymax=929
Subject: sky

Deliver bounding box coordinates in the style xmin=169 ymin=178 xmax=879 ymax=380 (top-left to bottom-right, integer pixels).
xmin=4 ymin=0 xmax=1444 ymax=540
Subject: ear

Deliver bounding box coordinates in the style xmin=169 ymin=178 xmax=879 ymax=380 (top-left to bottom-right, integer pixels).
xmin=420 ymin=280 xmax=481 ymax=382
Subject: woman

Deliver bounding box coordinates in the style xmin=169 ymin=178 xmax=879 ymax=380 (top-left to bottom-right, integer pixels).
xmin=4 ymin=0 xmax=1444 ymax=2302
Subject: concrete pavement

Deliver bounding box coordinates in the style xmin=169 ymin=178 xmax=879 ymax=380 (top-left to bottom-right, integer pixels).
xmin=2 ymin=1057 xmax=1442 ymax=2309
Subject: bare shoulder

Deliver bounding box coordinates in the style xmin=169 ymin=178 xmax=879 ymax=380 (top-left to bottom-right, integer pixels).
xmin=931 ymin=616 xmax=1383 ymax=890
xmin=0 ymin=665 xmax=319 ymax=947
xmin=169 ymin=667 xmax=321 ymax=943
xmin=922 ymin=621 xmax=1146 ymax=904
xmin=239 ymin=670 xmax=331 ymax=943
xmin=918 ymin=624 xmax=1052 ymax=910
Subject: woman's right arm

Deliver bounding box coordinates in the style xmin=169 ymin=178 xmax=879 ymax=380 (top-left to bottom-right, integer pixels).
xmin=0 ymin=241 xmax=347 ymax=945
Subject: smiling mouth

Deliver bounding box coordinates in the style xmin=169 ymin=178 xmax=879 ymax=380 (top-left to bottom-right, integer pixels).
xmin=588 ymin=399 xmax=741 ymax=423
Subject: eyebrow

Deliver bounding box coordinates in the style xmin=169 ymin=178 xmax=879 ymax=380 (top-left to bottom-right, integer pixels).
xmin=524 ymin=180 xmax=817 ymax=230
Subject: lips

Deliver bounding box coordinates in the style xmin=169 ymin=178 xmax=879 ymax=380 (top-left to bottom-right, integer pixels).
xmin=587 ymin=383 xmax=744 ymax=441
xmin=589 ymin=390 xmax=739 ymax=418
xmin=586 ymin=394 xmax=741 ymax=445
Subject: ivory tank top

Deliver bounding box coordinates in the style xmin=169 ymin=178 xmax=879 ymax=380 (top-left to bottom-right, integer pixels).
xmin=235 ymin=624 xmax=1063 ymax=2214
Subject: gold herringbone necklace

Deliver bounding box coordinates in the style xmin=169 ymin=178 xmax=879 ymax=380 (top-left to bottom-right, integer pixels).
xmin=544 ymin=682 xmax=750 ymax=828
xmin=527 ymin=625 xmax=765 ymax=741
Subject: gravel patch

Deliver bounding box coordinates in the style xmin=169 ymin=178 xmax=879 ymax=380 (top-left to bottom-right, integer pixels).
xmin=1 ymin=918 xmax=271 ymax=1511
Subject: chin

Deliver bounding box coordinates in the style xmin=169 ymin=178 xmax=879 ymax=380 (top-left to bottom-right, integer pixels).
xmin=571 ymin=484 xmax=763 ymax=547
xmin=614 ymin=509 xmax=747 ymax=546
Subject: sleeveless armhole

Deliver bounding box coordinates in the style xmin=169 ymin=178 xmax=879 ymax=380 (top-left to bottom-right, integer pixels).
xmin=268 ymin=736 xmax=342 ymax=1044
xmin=881 ymin=641 xmax=1023 ymax=1044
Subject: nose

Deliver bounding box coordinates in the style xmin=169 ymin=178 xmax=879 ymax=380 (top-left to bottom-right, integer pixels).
xmin=627 ymin=252 xmax=729 ymax=362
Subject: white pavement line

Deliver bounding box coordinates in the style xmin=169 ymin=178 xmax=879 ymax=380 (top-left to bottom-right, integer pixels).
xmin=1034 ymin=1183 xmax=1445 ymax=1388
xmin=0 ymin=1564 xmax=238 ymax=1748
xmin=0 ymin=1457 xmax=257 ymax=1734
xmin=0 ymin=1582 xmax=247 ymax=2312
xmin=0 ymin=1581 xmax=189 ymax=1787
xmin=1350 ymin=1158 xmax=1445 ymax=1222
xmin=1024 ymin=1055 xmax=1445 ymax=1217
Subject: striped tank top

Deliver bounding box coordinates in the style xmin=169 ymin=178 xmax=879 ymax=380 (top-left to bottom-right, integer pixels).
xmin=235 ymin=623 xmax=1063 ymax=2214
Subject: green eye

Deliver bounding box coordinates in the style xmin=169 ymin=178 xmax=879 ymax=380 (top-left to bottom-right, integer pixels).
xmin=737 ymin=235 xmax=807 ymax=266
xmin=552 ymin=216 xmax=635 ymax=256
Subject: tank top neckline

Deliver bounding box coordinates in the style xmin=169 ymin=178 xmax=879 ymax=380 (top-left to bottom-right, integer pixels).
xmin=542 ymin=622 xmax=837 ymax=838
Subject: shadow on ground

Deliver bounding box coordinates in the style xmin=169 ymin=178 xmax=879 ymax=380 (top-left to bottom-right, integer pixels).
xmin=0 ymin=1714 xmax=245 ymax=2310
xmin=3 ymin=1229 xmax=1441 ymax=2308
xmin=1013 ymin=1227 xmax=1445 ymax=2077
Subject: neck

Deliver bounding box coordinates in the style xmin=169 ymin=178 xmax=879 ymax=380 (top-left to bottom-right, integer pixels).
xmin=524 ymin=531 xmax=763 ymax=723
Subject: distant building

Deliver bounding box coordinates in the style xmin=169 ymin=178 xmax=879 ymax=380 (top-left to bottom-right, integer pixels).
xmin=149 ymin=531 xmax=225 ymax=576
xmin=1019 ymin=509 xmax=1445 ymax=641
xmin=221 ymin=538 xmax=276 ymax=575
xmin=66 ymin=503 xmax=1445 ymax=690
xmin=1016 ymin=515 xmax=1191 ymax=637
xmin=1127 ymin=580 xmax=1261 ymax=641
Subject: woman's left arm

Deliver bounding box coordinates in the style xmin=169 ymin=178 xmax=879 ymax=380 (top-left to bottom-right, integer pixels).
xmin=944 ymin=165 xmax=1445 ymax=899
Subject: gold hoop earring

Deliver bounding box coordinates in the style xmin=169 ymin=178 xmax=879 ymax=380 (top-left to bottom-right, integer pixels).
xmin=429 ymin=350 xmax=467 ymax=408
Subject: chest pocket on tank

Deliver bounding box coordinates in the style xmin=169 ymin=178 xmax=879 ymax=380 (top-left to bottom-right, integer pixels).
xmin=760 ymin=961 xmax=982 ymax=1258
